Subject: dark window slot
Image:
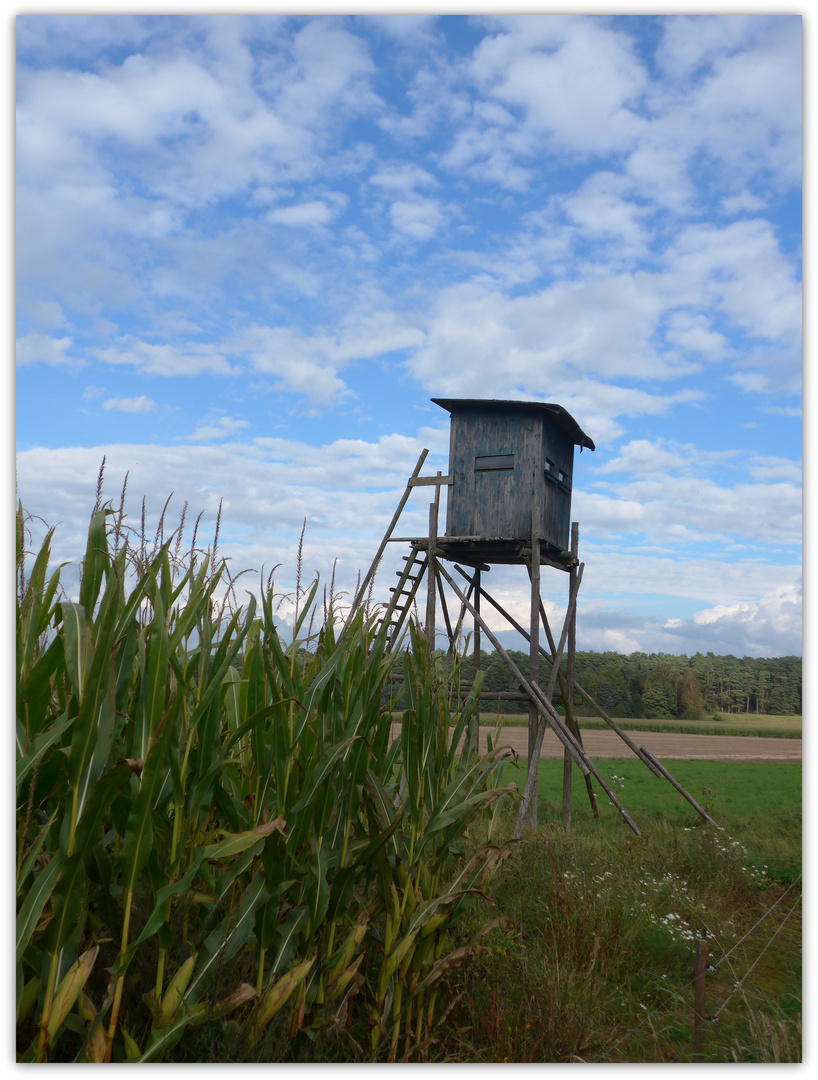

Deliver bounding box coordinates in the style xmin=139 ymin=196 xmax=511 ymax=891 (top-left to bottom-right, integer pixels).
xmin=475 ymin=454 xmax=514 ymax=470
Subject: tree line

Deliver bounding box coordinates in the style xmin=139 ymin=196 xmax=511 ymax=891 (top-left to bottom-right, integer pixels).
xmin=452 ymin=650 xmax=802 ymax=719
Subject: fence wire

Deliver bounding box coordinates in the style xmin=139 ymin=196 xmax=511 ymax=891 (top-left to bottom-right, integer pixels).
xmin=582 ymin=874 xmax=802 ymax=1063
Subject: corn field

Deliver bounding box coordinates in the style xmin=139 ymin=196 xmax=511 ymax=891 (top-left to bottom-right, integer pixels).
xmin=16 ymin=500 xmax=516 ymax=1062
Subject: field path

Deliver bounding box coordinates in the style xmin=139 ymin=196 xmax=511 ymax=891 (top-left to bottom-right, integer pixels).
xmin=390 ymin=725 xmax=801 ymax=763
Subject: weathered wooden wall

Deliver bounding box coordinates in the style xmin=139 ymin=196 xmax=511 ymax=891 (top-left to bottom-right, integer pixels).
xmin=444 ymin=404 xmax=574 ymax=550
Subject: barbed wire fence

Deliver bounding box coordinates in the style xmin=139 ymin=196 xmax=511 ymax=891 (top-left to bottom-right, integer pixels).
xmin=576 ymin=873 xmax=802 ymax=1064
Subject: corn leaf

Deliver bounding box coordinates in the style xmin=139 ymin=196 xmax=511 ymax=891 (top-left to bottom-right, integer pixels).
xmin=16 ymin=852 xmax=63 ymax=965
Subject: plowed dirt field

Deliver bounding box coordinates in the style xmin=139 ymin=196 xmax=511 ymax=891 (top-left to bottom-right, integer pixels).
xmin=482 ymin=727 xmax=801 ymax=762
xmin=390 ymin=725 xmax=801 ymax=763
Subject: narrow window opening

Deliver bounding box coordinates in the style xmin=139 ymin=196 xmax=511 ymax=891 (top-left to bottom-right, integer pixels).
xmin=544 ymin=458 xmax=554 ymax=474
xmin=475 ymin=454 xmax=514 ymax=471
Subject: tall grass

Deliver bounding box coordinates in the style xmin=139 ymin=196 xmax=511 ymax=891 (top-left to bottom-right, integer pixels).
xmin=16 ymin=497 xmax=515 ymax=1062
xmin=440 ymin=808 xmax=801 ymax=1063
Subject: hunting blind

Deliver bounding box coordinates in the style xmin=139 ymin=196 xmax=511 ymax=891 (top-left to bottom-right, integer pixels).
xmin=349 ymin=398 xmax=717 ymax=836
xmin=431 ymin=398 xmax=595 ymax=564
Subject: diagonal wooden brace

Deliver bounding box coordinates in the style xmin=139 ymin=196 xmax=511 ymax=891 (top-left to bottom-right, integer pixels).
xmin=437 ymin=563 xmax=640 ymax=836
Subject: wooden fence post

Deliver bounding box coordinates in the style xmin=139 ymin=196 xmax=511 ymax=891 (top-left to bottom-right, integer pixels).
xmin=693 ymin=939 xmax=707 ymax=1061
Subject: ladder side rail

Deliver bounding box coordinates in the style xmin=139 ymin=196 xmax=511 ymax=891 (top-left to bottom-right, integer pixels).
xmin=387 ymin=555 xmax=428 ymax=651
xmin=379 ymin=549 xmax=422 ymax=629
xmin=349 ymin=447 xmax=429 ymax=620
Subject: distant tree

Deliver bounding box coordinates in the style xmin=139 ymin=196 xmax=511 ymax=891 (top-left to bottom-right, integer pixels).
xmin=449 ymin=647 xmax=800 ymax=719
xmin=678 ymin=668 xmax=704 ymax=720
xmin=642 ymin=661 xmax=677 ymax=718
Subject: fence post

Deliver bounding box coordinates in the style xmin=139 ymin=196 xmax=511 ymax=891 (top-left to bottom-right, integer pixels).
xmin=693 ymin=939 xmax=707 ymax=1061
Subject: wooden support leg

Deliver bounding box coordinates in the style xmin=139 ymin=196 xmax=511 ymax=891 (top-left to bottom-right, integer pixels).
xmin=528 ymin=528 xmax=541 ymax=829
xmin=450 ymin=572 xmax=477 ymax=656
xmin=438 ymin=563 xmax=640 ymax=838
xmin=563 ymin=522 xmax=579 ymax=826
xmin=434 ymin=562 xmax=455 ymax=650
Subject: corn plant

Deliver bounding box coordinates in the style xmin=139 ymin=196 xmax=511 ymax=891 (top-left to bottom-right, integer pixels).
xmin=16 ymin=496 xmax=516 ymax=1063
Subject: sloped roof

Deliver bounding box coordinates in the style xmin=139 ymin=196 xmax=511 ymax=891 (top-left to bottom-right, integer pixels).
xmin=431 ymin=398 xmax=595 ymax=451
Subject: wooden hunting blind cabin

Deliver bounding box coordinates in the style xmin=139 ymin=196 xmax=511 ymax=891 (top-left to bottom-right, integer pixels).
xmin=349 ymin=397 xmax=718 ymax=837
xmin=431 ymin=398 xmax=595 ymax=566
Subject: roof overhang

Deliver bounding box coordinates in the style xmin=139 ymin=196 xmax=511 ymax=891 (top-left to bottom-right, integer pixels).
xmin=431 ymin=398 xmax=595 ymax=452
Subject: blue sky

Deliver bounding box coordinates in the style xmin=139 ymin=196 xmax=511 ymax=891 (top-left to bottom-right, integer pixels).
xmin=14 ymin=7 xmax=802 ymax=657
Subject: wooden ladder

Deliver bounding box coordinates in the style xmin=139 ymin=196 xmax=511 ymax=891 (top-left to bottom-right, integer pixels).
xmin=375 ymin=547 xmax=428 ymax=652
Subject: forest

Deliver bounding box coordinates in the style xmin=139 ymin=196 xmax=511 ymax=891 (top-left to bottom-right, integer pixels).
xmin=438 ymin=650 xmax=802 ymax=719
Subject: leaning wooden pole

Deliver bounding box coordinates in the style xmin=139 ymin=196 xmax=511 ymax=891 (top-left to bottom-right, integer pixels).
xmin=349 ymin=448 xmax=429 ymax=620
xmin=520 ymin=564 xmax=598 ymax=819
xmin=436 ymin=563 xmax=640 ymax=837
xmin=515 ymin=564 xmax=591 ymax=839
xmin=455 ymin=566 xmax=718 ymax=827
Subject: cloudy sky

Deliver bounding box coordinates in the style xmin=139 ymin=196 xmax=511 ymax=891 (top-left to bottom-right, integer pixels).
xmin=14 ymin=7 xmax=802 ymax=657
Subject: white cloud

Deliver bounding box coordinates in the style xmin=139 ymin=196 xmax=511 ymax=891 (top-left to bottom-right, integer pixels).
xmin=95 ymin=339 xmax=235 ymax=376
xmin=468 ymin=15 xmax=647 ymax=157
xmin=403 ymin=277 xmax=709 ymax=414
xmin=16 ymin=13 xmax=157 ymax=65
xmin=765 ymin=405 xmax=802 ymax=419
xmin=593 ymin=438 xmax=738 ymax=476
xmin=560 ymin=171 xmax=649 ymax=251
xmin=655 ymin=14 xmax=765 ymax=81
xmin=16 ymin=332 xmax=78 ymax=367
xmin=745 ymin=455 xmax=802 ymax=483
xmin=667 ymin=219 xmax=801 ymax=346
xmin=103 ymin=395 xmax=156 ymax=414
xmin=271 ymin=19 xmax=381 ymax=133
xmin=267 ymin=200 xmax=336 ymax=228
xmin=664 ymin=311 xmax=726 ymax=360
xmin=227 ymin=313 xmax=424 ymax=406
xmin=575 ymin=578 xmax=801 ymax=657
xmin=369 ymin=162 xmax=437 ymax=192
xmin=728 ymin=345 xmax=801 ymax=398
xmin=580 ymin=472 xmax=801 ymax=548
xmin=719 ymin=191 xmax=766 ymax=217
xmin=681 ymin=578 xmax=801 ymax=655
xmin=388 ymin=197 xmax=446 ymax=241
xmin=186 ymin=415 xmax=250 ymax=443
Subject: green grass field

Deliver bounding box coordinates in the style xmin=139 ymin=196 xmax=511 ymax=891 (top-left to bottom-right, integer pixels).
xmin=513 ymin=757 xmax=803 ymax=823
xmin=482 ymin=712 xmax=802 ymax=738
xmin=443 ymin=757 xmax=802 ymax=1063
